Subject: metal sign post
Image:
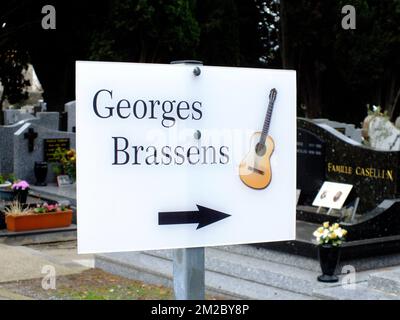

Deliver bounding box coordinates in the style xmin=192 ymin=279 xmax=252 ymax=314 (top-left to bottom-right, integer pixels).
xmin=170 ymin=60 xmax=205 ymax=300
xmin=173 ymin=247 xmax=205 ymax=300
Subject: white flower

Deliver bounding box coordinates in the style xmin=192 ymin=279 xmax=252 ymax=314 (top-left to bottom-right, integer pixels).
xmin=313 ymin=230 xmax=321 ymax=238
xmin=334 ymin=228 xmax=344 ymax=238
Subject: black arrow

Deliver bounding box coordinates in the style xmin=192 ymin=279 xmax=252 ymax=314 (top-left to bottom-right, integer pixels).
xmin=158 ymin=205 xmax=231 ymax=230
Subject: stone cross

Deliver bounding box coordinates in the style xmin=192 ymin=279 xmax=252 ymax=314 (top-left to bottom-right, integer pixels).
xmin=24 ymin=127 xmax=38 ymax=152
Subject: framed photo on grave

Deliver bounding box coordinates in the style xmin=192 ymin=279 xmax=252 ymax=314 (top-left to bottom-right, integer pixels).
xmin=312 ymin=181 xmax=353 ymax=210
xmin=56 ymin=175 xmax=73 ymax=187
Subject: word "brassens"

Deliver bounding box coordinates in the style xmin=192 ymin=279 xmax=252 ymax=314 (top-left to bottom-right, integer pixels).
xmin=112 ymin=137 xmax=229 ymax=166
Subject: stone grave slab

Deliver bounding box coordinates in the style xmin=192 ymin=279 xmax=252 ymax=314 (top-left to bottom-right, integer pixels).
xmin=64 ymin=101 xmax=76 ymax=132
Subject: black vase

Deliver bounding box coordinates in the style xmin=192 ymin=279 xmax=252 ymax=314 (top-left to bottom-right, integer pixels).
xmin=0 ymin=211 xmax=5 ymax=230
xmin=317 ymin=244 xmax=341 ymax=283
xmin=34 ymin=161 xmax=48 ymax=186
xmin=14 ymin=189 xmax=29 ymax=204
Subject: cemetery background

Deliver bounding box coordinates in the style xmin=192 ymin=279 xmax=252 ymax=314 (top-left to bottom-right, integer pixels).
xmin=0 ymin=0 xmax=400 ymax=300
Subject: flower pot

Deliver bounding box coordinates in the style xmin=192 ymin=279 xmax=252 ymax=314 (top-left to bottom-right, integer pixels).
xmin=317 ymin=244 xmax=341 ymax=283
xmin=5 ymin=210 xmax=73 ymax=232
xmin=0 ymin=211 xmax=6 ymax=229
xmin=34 ymin=161 xmax=48 ymax=186
xmin=0 ymin=182 xmax=12 ymax=188
xmin=0 ymin=189 xmax=14 ymax=201
xmin=13 ymin=189 xmax=29 ymax=204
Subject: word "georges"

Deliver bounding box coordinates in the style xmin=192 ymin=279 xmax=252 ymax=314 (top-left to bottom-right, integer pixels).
xmin=92 ymin=89 xmax=203 ymax=128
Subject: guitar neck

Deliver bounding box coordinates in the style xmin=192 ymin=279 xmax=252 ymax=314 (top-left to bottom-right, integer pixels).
xmin=260 ymin=89 xmax=277 ymax=143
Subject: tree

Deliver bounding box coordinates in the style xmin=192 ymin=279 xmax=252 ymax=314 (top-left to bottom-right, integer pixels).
xmin=279 ymin=0 xmax=337 ymax=119
xmin=195 ymin=0 xmax=263 ymax=67
xmin=255 ymin=0 xmax=280 ymax=67
xmin=0 ymin=0 xmax=263 ymax=112
xmin=0 ymin=49 xmax=30 ymax=108
xmin=335 ymin=0 xmax=400 ymax=121
xmin=90 ymin=0 xmax=200 ymax=63
xmin=90 ymin=0 xmax=263 ymax=67
xmin=0 ymin=0 xmax=32 ymax=124
xmin=275 ymin=0 xmax=400 ymax=123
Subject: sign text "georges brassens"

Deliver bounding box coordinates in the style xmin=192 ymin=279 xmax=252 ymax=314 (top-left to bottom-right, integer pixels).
xmin=93 ymin=89 xmax=230 ymax=167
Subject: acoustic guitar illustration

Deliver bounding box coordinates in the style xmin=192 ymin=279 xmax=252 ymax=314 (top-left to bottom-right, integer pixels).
xmin=239 ymin=88 xmax=277 ymax=189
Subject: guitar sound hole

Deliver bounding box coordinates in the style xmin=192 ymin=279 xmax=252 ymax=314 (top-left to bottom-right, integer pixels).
xmin=255 ymin=143 xmax=266 ymax=156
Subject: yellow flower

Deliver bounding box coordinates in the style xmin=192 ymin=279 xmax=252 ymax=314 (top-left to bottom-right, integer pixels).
xmin=342 ymin=229 xmax=348 ymax=236
xmin=332 ymin=223 xmax=339 ymax=230
xmin=329 ymin=232 xmax=337 ymax=239
xmin=323 ymin=222 xmax=329 ymax=228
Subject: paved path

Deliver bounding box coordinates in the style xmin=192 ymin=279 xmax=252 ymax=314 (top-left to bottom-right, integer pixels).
xmin=0 ymin=243 xmax=90 ymax=283
xmin=0 ymin=241 xmax=93 ymax=299
xmin=0 ymin=287 xmax=32 ymax=300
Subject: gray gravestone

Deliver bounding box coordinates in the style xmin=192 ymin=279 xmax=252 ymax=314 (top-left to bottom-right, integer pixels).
xmin=36 ymin=112 xmax=59 ymax=131
xmin=13 ymin=123 xmax=75 ymax=183
xmin=0 ymin=122 xmax=27 ymax=174
xmin=3 ymin=109 xmax=59 ymax=130
xmin=3 ymin=109 xmax=35 ymax=125
xmin=0 ymin=111 xmax=61 ymax=178
xmin=3 ymin=110 xmax=20 ymax=125
xmin=65 ymin=101 xmax=76 ymax=132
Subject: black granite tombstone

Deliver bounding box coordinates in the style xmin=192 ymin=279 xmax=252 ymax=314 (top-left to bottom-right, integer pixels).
xmin=257 ymin=118 xmax=400 ymax=257
xmin=297 ymin=118 xmax=400 ymax=213
xmin=297 ymin=129 xmax=326 ymax=205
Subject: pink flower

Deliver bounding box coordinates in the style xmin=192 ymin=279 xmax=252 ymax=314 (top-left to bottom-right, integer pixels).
xmin=12 ymin=180 xmax=30 ymax=190
xmin=46 ymin=204 xmax=57 ymax=212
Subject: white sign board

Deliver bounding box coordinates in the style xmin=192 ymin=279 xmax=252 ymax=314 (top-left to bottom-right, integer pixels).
xmin=76 ymin=61 xmax=297 ymax=253
xmin=312 ymin=181 xmax=353 ymax=210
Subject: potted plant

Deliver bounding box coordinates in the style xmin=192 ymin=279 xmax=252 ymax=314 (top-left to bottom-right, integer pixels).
xmin=313 ymin=221 xmax=347 ymax=283
xmin=11 ymin=180 xmax=30 ymax=204
xmin=52 ymin=148 xmax=76 ymax=183
xmin=4 ymin=201 xmax=73 ymax=232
